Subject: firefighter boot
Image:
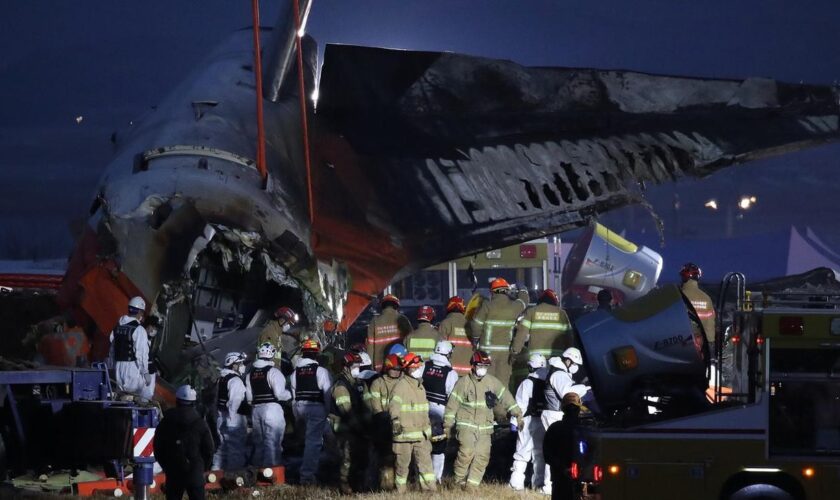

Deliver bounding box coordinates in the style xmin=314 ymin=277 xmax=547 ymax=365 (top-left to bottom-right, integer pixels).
xmin=509 ymin=460 xmax=527 ymax=490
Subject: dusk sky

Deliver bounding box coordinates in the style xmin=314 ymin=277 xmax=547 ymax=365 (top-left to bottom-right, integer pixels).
xmin=1 ymin=0 xmax=839 ymax=278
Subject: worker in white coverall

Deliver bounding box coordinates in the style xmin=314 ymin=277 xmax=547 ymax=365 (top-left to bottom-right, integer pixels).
xmin=213 ymin=352 xmax=249 ymax=470
xmin=510 ymin=354 xmax=549 ymax=491
xmin=291 ymin=339 xmax=332 ymax=485
xmin=246 ymin=342 xmax=292 ymax=467
xmin=540 ymin=348 xmax=590 ymax=495
xmin=421 ymin=340 xmax=459 ymax=482
xmin=138 ymin=318 xmax=160 ymax=401
xmin=109 ymin=296 xmax=152 ymax=398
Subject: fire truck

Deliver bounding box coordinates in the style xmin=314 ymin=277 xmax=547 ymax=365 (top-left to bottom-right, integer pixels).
xmin=572 ymin=272 xmax=840 ymax=500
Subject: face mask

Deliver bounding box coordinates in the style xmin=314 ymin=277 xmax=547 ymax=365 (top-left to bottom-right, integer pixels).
xmin=569 ymin=364 xmax=580 ymax=375
xmin=237 ymin=365 xmax=246 ymax=375
xmin=350 ymin=366 xmax=360 ymax=378
xmin=410 ymin=366 xmax=425 ymax=379
xmin=281 ymin=323 xmax=291 ymax=333
xmin=147 ymin=328 xmax=158 ymax=338
xmin=475 ymin=367 xmax=488 ymax=378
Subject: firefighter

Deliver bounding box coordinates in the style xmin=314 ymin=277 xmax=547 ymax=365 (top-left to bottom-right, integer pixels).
xmin=438 ymin=296 xmax=474 ymax=375
xmin=470 ymin=278 xmax=527 ymax=389
xmin=444 ymin=350 xmax=523 ymax=490
xmin=367 ymin=294 xmax=413 ymax=371
xmin=139 ymin=316 xmax=160 ymax=401
xmin=246 ymin=342 xmax=292 ymax=467
xmin=154 ymin=385 xmax=215 ymax=500
xmin=543 ymin=393 xmax=583 ymax=500
xmin=389 ymin=353 xmax=437 ymax=492
xmin=422 ymin=340 xmax=459 ymax=482
xmin=330 ymin=352 xmax=368 ymax=493
xmin=368 ymin=353 xmax=404 ymax=490
xmin=541 ymin=348 xmax=589 ymax=494
xmin=680 ymin=263 xmax=716 ymax=348
xmin=257 ymin=306 xmax=299 ymax=367
xmin=405 ymin=305 xmax=439 ymax=361
xmin=510 ymin=354 xmax=549 ymax=491
xmin=290 ymin=339 xmax=332 ymax=485
xmin=212 ymin=352 xmax=248 ymax=471
xmin=109 ymin=296 xmax=152 ymax=398
xmin=512 ymin=289 xmax=573 ymax=362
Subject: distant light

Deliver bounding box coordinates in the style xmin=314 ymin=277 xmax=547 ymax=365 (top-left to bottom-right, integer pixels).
xmin=738 ymin=195 xmax=757 ymax=210
xmin=704 ymin=199 xmax=718 ymax=210
xmin=803 ymin=467 xmax=815 ymax=478
xmin=743 ymin=467 xmax=781 ymax=473
xmin=609 ymin=465 xmax=621 ymax=475
xmin=75 ymin=116 xmax=83 ymax=124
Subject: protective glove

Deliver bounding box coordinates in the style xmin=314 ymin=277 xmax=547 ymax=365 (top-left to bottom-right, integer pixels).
xmin=143 ymin=373 xmax=152 ymax=386
xmin=485 ymin=390 xmax=499 ymax=409
xmin=392 ymin=419 xmax=403 ymax=437
xmin=517 ymin=416 xmax=524 ymax=431
xmin=510 ymin=415 xmax=519 ymax=433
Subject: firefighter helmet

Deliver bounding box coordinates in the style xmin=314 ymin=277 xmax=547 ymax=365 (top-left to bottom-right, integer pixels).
xmin=381 ymin=294 xmax=401 ymax=308
xmin=680 ymin=263 xmax=702 ymax=282
xmin=539 ymin=289 xmax=559 ymax=306
xmin=470 ymin=350 xmax=492 ymax=366
xmin=490 ymin=278 xmax=510 ymax=292
xmin=446 ymin=296 xmax=466 ymax=313
xmin=384 ymin=353 xmax=402 ymax=370
xmin=417 ymin=305 xmax=436 ymax=323
xmin=342 ymin=352 xmax=362 ymax=367
xmin=301 ymin=339 xmax=321 ymax=354
xmin=561 ymin=392 xmax=582 ymax=410
xmin=562 ymin=347 xmax=583 ymax=365
xmin=176 ymin=384 xmax=197 ymax=403
xmin=434 ymin=340 xmax=453 ymax=356
xmin=527 ymin=353 xmax=547 ymax=369
xmin=224 ymin=351 xmax=247 ymax=367
xmin=274 ymin=306 xmax=299 ymax=325
xmin=128 ymin=296 xmax=146 ymax=312
xmin=257 ymin=342 xmax=277 ymax=360
xmin=403 ymin=352 xmax=424 ymax=371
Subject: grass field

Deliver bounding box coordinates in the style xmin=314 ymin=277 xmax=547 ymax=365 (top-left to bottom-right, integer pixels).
xmin=197 ymin=482 xmax=547 ymax=499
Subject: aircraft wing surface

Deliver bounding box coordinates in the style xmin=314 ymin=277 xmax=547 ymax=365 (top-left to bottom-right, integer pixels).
xmin=313 ymin=44 xmax=840 ymax=286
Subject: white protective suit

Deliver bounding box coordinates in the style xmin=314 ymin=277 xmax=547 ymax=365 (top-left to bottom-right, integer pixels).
xmin=510 ymin=370 xmax=548 ymax=490
xmin=425 ymin=353 xmax=459 ymax=482
xmin=290 ymin=357 xmax=332 ymax=483
xmin=540 ymin=364 xmax=590 ymax=493
xmin=212 ymin=368 xmax=248 ymax=470
xmin=109 ymin=315 xmax=150 ymax=397
xmin=246 ymin=359 xmax=292 ymax=466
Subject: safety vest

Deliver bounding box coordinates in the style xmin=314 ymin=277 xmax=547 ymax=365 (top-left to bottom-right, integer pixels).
xmin=294 ymin=364 xmax=322 ymax=403
xmin=112 ymin=320 xmax=139 ymax=362
xmin=525 ymin=377 xmax=547 ymax=417
xmin=544 ymin=367 xmax=567 ymax=411
xmin=249 ymin=366 xmax=279 ymax=405
xmin=217 ymin=373 xmax=238 ymax=409
xmin=422 ymin=361 xmax=451 ymax=406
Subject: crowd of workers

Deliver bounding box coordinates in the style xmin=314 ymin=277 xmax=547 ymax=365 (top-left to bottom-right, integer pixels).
xmin=109 ymin=264 xmax=715 ymax=499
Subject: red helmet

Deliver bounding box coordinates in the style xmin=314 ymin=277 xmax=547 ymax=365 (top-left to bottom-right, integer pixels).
xmin=402 ymin=352 xmax=424 ymax=371
xmin=274 ymin=306 xmax=299 ymax=324
xmin=417 ymin=305 xmax=436 ymax=323
xmin=384 ymin=353 xmax=402 ymax=371
xmin=490 ymin=278 xmax=510 ymax=292
xmin=381 ymin=294 xmax=401 ymax=309
xmin=680 ymin=263 xmax=702 ymax=282
xmin=470 ymin=350 xmax=492 ymax=366
xmin=540 ymin=289 xmax=559 ymax=306
xmin=301 ymin=339 xmax=320 ymax=354
xmin=446 ymin=296 xmax=466 ymax=313
xmin=342 ymin=352 xmax=362 ymax=367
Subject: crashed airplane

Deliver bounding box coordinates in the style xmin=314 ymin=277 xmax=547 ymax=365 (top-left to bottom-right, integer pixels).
xmin=55 ymin=0 xmax=840 ymax=383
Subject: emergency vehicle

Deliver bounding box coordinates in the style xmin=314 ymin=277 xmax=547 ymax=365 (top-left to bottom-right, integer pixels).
xmin=573 ymin=272 xmax=840 ymax=500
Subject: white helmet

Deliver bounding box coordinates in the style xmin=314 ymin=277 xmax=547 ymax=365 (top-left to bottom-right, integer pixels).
xmin=548 ymin=356 xmax=565 ymax=369
xmin=434 ymin=340 xmax=453 ymax=356
xmin=175 ymin=384 xmax=197 ymax=402
xmin=562 ymin=347 xmax=583 ymax=366
xmin=527 ymin=353 xmax=546 ymax=369
xmin=358 ymin=351 xmax=372 ymax=367
xmin=224 ymin=351 xmax=247 ymax=367
xmin=128 ymin=296 xmax=146 ymax=312
xmin=257 ymin=342 xmax=277 ymax=360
